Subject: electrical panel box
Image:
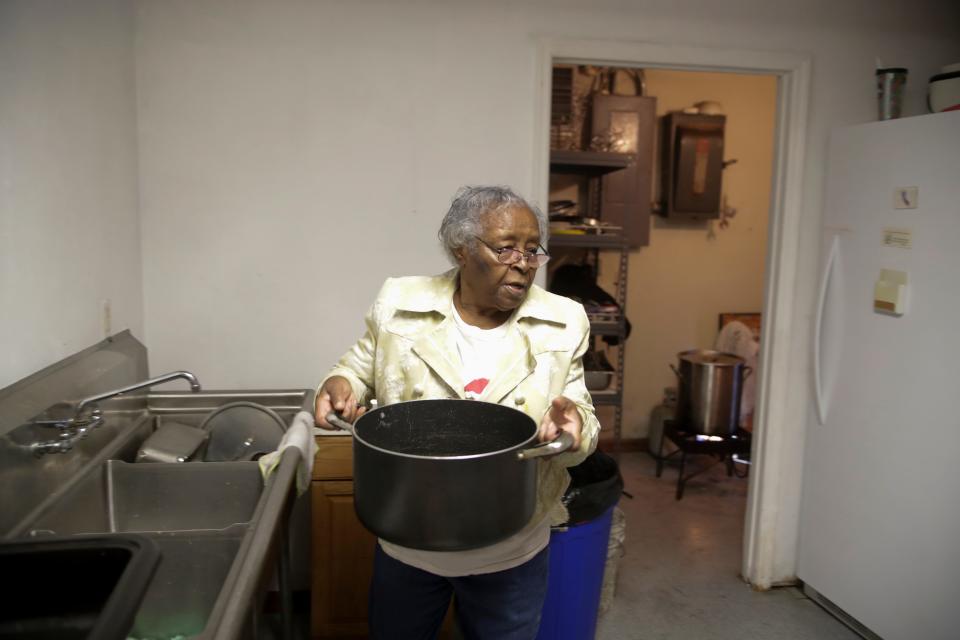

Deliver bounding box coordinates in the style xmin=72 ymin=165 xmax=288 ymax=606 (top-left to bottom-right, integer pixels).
xmin=659 ymin=112 xmax=726 ymax=220
xmin=590 ymin=94 xmax=657 ymax=246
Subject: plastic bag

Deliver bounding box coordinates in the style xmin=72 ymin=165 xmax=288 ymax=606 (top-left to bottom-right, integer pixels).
xmin=561 ymin=450 xmax=624 ymax=525
xmin=599 ymin=506 xmax=627 ymax=615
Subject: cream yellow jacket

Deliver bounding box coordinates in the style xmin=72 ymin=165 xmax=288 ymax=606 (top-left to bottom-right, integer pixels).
xmin=320 ymin=269 xmax=601 ymax=526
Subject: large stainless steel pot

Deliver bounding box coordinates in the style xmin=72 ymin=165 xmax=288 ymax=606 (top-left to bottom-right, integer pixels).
xmin=670 ymin=350 xmax=752 ymax=436
xmin=326 ymin=399 xmax=573 ymax=551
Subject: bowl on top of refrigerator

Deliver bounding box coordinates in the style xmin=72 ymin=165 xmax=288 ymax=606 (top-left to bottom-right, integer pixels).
xmin=928 ymin=63 xmax=960 ymax=113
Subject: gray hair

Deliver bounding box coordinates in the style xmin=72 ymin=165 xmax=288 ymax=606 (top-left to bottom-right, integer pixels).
xmin=438 ymin=185 xmax=548 ymax=264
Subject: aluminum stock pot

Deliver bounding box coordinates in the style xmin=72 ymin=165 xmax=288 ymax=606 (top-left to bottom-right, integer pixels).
xmin=670 ymin=349 xmax=752 ymax=436
xmin=327 ymin=399 xmax=573 ymax=551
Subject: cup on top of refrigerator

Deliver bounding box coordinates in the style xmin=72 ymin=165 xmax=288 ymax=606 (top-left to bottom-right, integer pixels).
xmin=876 ymin=66 xmax=908 ymax=120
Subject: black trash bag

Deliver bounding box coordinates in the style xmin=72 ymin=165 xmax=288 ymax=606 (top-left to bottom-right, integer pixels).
xmin=561 ymin=450 xmax=624 ymax=526
xmin=548 ymin=264 xmax=632 ymax=345
xmin=582 ymin=348 xmax=614 ymax=372
xmin=549 ymin=264 xmax=615 ymax=307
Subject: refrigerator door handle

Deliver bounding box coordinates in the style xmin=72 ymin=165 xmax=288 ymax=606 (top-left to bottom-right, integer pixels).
xmin=813 ymin=235 xmax=839 ymax=425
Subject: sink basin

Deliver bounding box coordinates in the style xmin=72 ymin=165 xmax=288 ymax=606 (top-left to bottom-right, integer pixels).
xmin=28 ymin=460 xmax=264 ymax=535
xmin=128 ymin=529 xmax=244 ymax=639
xmin=0 ymin=534 xmax=159 ymax=640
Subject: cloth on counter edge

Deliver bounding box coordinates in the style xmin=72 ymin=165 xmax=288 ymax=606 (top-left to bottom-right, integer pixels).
xmin=258 ymin=410 xmax=318 ymax=495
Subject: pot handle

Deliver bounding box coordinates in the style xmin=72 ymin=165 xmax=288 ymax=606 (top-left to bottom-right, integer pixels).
xmin=670 ymin=364 xmax=684 ymax=382
xmin=324 ymin=412 xmax=355 ymax=436
xmin=516 ymin=431 xmax=575 ymax=461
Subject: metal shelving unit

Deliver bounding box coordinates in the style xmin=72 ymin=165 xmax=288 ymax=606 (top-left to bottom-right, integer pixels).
xmin=549 ymin=150 xmax=634 ymax=176
xmin=549 ymin=151 xmax=632 ymax=451
xmin=549 ymin=234 xmax=629 ymax=249
xmin=547 ymin=251 xmax=629 ymax=450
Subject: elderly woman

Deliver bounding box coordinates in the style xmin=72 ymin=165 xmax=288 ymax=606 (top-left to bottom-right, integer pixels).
xmin=315 ymin=185 xmax=600 ymax=640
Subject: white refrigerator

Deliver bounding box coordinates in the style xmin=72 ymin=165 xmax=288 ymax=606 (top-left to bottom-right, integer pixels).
xmin=797 ymin=111 xmax=960 ymax=640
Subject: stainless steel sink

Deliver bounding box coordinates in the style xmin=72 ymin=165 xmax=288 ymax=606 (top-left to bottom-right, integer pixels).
xmin=0 ymin=534 xmax=160 ymax=640
xmin=5 ymin=388 xmax=312 ymax=640
xmin=27 ymin=460 xmax=263 ymax=535
xmin=131 ymin=529 xmax=246 ymax=639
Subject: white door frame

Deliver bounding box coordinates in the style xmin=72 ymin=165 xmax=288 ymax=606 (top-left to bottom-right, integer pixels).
xmin=532 ymin=37 xmax=812 ymax=589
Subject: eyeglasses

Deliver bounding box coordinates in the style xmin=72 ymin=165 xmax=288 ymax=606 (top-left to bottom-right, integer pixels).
xmin=474 ymin=236 xmax=551 ymax=268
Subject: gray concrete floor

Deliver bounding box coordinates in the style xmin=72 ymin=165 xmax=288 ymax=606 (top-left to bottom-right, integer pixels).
xmin=595 ymin=451 xmax=860 ymax=640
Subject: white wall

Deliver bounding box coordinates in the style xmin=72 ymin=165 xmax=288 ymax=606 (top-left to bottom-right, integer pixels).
xmin=135 ymin=0 xmax=541 ymax=388
xmin=0 ymin=0 xmax=143 ymax=390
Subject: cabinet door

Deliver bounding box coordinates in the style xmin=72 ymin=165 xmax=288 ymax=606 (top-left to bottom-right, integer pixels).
xmin=311 ymin=480 xmax=376 ymax=639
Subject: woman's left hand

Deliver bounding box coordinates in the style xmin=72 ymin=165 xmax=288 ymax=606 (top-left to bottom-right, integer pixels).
xmin=538 ymin=396 xmax=582 ymax=452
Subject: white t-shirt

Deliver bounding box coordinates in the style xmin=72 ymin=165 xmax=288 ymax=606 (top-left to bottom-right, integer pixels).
xmin=378 ymin=304 xmax=551 ymax=576
xmin=452 ymin=303 xmax=512 ymax=400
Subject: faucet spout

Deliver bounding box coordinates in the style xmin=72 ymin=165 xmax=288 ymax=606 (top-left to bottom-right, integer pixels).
xmin=74 ymin=370 xmax=202 ymax=419
xmin=26 ymin=371 xmax=202 ymax=456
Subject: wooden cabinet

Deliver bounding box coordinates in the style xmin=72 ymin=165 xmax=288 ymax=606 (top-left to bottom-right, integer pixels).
xmin=311 ymin=436 xmax=375 ymax=639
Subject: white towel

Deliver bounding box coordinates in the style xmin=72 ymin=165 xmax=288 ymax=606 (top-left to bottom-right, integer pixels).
xmin=715 ymin=321 xmax=760 ymax=427
xmin=258 ymin=410 xmax=318 ymax=495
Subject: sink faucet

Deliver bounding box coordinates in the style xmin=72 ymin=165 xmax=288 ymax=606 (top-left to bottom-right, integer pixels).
xmin=27 ymin=370 xmax=202 ymax=455
xmin=73 ymin=370 xmax=202 ymax=421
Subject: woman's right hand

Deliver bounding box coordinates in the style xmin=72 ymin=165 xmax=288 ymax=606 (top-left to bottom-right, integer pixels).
xmin=314 ymin=376 xmax=367 ymax=430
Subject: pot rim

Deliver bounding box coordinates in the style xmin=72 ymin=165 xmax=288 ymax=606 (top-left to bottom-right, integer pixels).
xmin=677 ymin=349 xmax=746 ymax=366
xmin=352 ymin=399 xmax=539 ymax=461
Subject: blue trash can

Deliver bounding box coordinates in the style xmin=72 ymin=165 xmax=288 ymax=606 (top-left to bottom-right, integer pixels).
xmin=536 ymin=506 xmax=615 ymax=640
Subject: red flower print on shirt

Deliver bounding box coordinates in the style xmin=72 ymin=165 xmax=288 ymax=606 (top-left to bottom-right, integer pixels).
xmin=464 ymin=378 xmax=489 ymax=395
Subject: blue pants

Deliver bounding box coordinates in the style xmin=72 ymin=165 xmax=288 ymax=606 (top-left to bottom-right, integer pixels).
xmin=368 ymin=543 xmax=550 ymax=640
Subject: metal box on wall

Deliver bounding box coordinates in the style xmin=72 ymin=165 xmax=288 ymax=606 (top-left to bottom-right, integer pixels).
xmin=590 ymin=95 xmax=657 ymax=247
xmin=659 ymin=112 xmax=726 ymax=220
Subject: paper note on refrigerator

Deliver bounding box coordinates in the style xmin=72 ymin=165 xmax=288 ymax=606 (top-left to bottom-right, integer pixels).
xmin=874 ymin=269 xmax=908 ymax=315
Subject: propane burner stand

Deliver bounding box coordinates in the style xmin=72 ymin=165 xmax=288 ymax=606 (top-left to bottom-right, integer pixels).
xmin=655 ymin=420 xmax=751 ymax=500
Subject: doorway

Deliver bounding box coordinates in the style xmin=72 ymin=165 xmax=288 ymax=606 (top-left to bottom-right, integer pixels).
xmin=533 ymin=39 xmax=812 ymax=589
